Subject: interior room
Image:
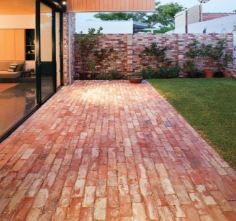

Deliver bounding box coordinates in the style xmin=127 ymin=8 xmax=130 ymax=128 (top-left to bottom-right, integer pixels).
xmin=0 ymin=0 xmax=36 ymax=137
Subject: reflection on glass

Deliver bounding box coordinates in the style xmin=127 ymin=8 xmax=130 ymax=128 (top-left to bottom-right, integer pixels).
xmin=40 ymin=3 xmax=54 ymax=100
xmin=0 ymin=0 xmax=36 ymax=136
xmin=56 ymin=12 xmax=62 ymax=88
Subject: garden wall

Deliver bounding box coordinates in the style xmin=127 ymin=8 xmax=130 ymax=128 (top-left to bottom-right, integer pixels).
xmin=74 ymin=33 xmax=235 ymax=78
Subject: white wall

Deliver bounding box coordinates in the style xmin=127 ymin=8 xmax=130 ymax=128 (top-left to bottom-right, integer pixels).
xmin=0 ymin=15 xmax=35 ymax=29
xmin=188 ymin=15 xmax=236 ymax=34
xmin=175 ymin=11 xmax=186 ymax=34
xmin=76 ymin=20 xmax=133 ymax=34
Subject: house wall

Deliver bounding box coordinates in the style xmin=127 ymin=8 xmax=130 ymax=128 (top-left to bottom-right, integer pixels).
xmin=188 ymin=14 xmax=236 ymax=34
xmin=0 ymin=15 xmax=35 ymax=29
xmin=73 ymin=33 xmax=235 ymax=78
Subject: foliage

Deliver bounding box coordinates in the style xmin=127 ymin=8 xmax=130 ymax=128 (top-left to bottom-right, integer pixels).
xmin=198 ymin=0 xmax=211 ymax=3
xmin=149 ymin=78 xmax=236 ymax=168
xmin=95 ymin=12 xmax=135 ymax=21
xmin=184 ymin=61 xmax=205 ymax=78
xmin=141 ymin=67 xmax=156 ymax=79
xmin=95 ymin=69 xmax=124 ymax=80
xmin=94 ymin=2 xmax=184 ymax=32
xmin=141 ymin=66 xmax=180 ymax=79
xmin=146 ymin=2 xmax=184 ymax=28
xmin=185 ymin=39 xmax=232 ymax=71
xmin=142 ymin=43 xmax=168 ymax=67
xmin=75 ymin=28 xmax=113 ymax=75
xmin=153 ymin=26 xmax=174 ymax=34
xmin=156 ymin=66 xmax=180 ymax=78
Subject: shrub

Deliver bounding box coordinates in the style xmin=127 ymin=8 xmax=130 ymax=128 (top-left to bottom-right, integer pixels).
xmin=141 ymin=66 xmax=180 ymax=79
xmin=184 ymin=61 xmax=205 ymax=78
xmin=109 ymin=69 xmax=124 ymax=79
xmin=156 ymin=66 xmax=180 ymax=78
xmin=95 ymin=69 xmax=124 ymax=80
xmin=141 ymin=67 xmax=156 ymax=79
xmin=185 ymin=39 xmax=232 ymax=72
xmin=141 ymin=43 xmax=169 ymax=68
xmin=75 ymin=28 xmax=114 ymax=77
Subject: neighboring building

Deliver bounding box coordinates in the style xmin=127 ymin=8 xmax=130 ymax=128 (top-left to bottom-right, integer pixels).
xmin=0 ymin=0 xmax=155 ymax=141
xmin=188 ymin=14 xmax=236 ymax=34
xmin=174 ymin=5 xmax=236 ymax=33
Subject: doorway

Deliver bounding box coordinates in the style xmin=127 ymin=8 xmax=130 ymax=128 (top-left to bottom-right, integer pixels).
xmin=0 ymin=0 xmax=64 ymax=142
xmin=36 ymin=0 xmax=63 ymax=104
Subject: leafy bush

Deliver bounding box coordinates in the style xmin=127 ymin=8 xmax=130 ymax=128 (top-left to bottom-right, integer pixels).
xmin=185 ymin=39 xmax=232 ymax=71
xmin=184 ymin=61 xmax=205 ymax=78
xmin=141 ymin=66 xmax=180 ymax=79
xmin=141 ymin=67 xmax=156 ymax=79
xmin=95 ymin=69 xmax=124 ymax=80
xmin=75 ymin=28 xmax=114 ymax=77
xmin=156 ymin=66 xmax=180 ymax=78
xmin=141 ymin=43 xmax=169 ymax=67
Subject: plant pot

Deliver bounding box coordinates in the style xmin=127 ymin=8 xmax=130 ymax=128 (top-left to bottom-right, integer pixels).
xmin=129 ymin=76 xmax=143 ymax=84
xmin=204 ymin=68 xmax=214 ymax=78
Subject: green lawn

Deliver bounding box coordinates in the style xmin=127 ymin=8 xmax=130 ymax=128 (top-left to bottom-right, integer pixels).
xmin=149 ymin=78 xmax=236 ymax=168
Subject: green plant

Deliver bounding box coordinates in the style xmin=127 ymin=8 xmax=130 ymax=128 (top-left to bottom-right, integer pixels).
xmin=75 ymin=28 xmax=114 ymax=78
xmin=109 ymin=69 xmax=124 ymax=79
xmin=141 ymin=43 xmax=169 ymax=68
xmin=185 ymin=39 xmax=232 ymax=73
xmin=141 ymin=67 xmax=156 ymax=79
xmin=184 ymin=60 xmax=204 ymax=78
xmin=75 ymin=28 xmax=102 ymax=74
xmin=208 ymin=40 xmax=232 ymax=70
xmin=156 ymin=66 xmax=180 ymax=78
xmin=95 ymin=69 xmax=124 ymax=80
xmin=141 ymin=66 xmax=180 ymax=79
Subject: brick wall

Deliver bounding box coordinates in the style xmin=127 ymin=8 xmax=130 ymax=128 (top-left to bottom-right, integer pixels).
xmin=73 ymin=33 xmax=235 ymax=79
xmin=63 ymin=13 xmax=76 ymax=85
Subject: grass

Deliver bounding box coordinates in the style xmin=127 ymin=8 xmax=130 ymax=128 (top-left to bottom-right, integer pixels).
xmin=149 ymin=78 xmax=236 ymax=168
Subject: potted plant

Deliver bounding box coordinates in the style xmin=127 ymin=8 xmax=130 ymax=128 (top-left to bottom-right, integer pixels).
xmin=208 ymin=40 xmax=232 ymax=77
xmin=204 ymin=67 xmax=214 ymax=78
xmin=129 ymin=72 xmax=143 ymax=83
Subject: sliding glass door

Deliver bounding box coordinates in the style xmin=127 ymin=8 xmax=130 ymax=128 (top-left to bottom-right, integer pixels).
xmin=36 ymin=0 xmax=63 ymax=104
xmin=38 ymin=2 xmax=55 ymax=101
xmin=0 ymin=0 xmax=64 ymax=142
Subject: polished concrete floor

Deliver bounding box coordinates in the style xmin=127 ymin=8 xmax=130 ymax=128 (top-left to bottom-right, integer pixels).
xmin=0 ymin=82 xmax=36 ymax=136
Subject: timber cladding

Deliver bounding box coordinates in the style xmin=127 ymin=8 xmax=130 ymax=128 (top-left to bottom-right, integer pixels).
xmin=67 ymin=0 xmax=155 ymax=12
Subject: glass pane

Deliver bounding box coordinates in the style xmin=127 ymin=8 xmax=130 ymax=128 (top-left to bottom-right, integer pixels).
xmin=0 ymin=0 xmax=36 ymax=137
xmin=56 ymin=12 xmax=61 ymax=88
xmin=40 ymin=3 xmax=54 ymax=100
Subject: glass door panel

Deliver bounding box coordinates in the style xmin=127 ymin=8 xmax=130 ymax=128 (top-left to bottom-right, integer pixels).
xmin=40 ymin=2 xmax=54 ymax=101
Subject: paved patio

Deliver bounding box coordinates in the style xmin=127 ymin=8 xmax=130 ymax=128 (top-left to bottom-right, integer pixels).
xmin=0 ymin=80 xmax=235 ymax=221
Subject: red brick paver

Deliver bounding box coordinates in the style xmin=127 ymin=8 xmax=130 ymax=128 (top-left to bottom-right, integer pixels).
xmin=0 ymin=81 xmax=236 ymax=221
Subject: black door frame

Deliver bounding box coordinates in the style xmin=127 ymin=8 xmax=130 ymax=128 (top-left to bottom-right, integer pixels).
xmin=36 ymin=0 xmax=64 ymax=104
xmin=0 ymin=0 xmax=64 ymax=142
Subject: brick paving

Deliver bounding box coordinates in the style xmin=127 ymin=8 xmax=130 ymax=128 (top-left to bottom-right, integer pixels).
xmin=0 ymin=80 xmax=235 ymax=221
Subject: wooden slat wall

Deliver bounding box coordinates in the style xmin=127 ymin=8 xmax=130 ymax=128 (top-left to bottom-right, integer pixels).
xmin=67 ymin=0 xmax=155 ymax=12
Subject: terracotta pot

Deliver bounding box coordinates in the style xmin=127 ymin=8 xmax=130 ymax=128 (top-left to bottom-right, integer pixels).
xmin=129 ymin=76 xmax=143 ymax=84
xmin=204 ymin=68 xmax=214 ymax=78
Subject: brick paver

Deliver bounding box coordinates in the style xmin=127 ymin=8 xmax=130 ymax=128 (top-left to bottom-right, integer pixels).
xmin=0 ymin=80 xmax=235 ymax=221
